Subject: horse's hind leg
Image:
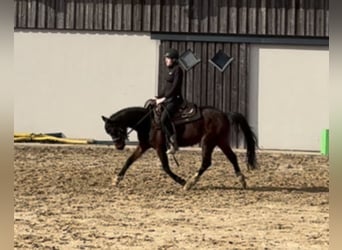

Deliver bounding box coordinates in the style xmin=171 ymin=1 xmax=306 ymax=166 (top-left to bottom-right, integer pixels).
xmin=218 ymin=142 xmax=247 ymax=189
xmin=184 ymin=137 xmax=215 ymax=191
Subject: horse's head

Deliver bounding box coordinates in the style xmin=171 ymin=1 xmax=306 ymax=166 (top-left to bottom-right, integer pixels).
xmin=101 ymin=116 xmax=127 ymax=150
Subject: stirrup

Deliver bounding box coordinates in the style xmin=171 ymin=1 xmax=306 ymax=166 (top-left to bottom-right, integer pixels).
xmin=167 ymin=144 xmax=178 ymax=154
xmin=167 ymin=134 xmax=178 ymax=154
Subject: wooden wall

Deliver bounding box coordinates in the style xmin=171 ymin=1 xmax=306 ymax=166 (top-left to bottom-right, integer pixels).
xmin=15 ymin=0 xmax=329 ymax=37
xmin=14 ymin=0 xmax=329 ymax=148
xmin=158 ymin=41 xmax=249 ymax=147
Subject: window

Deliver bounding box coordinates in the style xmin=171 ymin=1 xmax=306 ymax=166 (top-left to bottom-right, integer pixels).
xmin=178 ymin=50 xmax=201 ymax=71
xmin=209 ymin=50 xmax=234 ymax=72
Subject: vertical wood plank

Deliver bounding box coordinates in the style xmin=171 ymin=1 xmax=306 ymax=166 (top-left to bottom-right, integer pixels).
xmin=113 ymin=0 xmax=122 ymax=30
xmin=238 ymin=43 xmax=248 ymax=148
xmin=276 ymin=0 xmax=286 ymax=35
xmin=218 ymin=0 xmax=228 ymax=34
xmin=94 ymin=0 xmax=104 ymax=30
xmin=248 ymin=0 xmax=257 ymax=34
xmin=151 ymin=0 xmax=161 ymax=31
xmin=180 ymin=0 xmax=190 ymax=32
xmin=315 ymin=0 xmax=325 ymax=36
xmin=85 ymin=0 xmax=94 ymax=30
xmin=169 ymin=0 xmax=177 ymax=32
xmin=193 ymin=42 xmax=202 ymax=105
xmin=18 ymin=0 xmax=28 ymax=28
xmin=178 ymin=42 xmax=187 ymax=97
xmin=200 ymin=42 xmax=208 ymax=106
xmin=257 ymin=0 xmax=266 ymax=35
xmin=207 ymin=42 xmax=215 ymax=106
xmin=123 ymin=0 xmax=132 ymax=31
xmin=142 ymin=0 xmax=151 ymax=31
xmin=65 ymin=0 xmax=75 ymax=29
xmin=14 ymin=0 xmax=21 ymax=28
xmin=75 ymin=0 xmax=85 ymax=29
xmin=200 ymin=0 xmax=208 ymax=33
xmin=306 ymin=0 xmax=315 ymax=36
xmin=238 ymin=0 xmax=247 ymax=34
xmin=223 ymin=43 xmax=232 ymax=113
xmin=161 ymin=0 xmax=170 ymax=32
xmin=209 ymin=0 xmax=218 ymax=33
xmin=286 ymin=0 xmax=296 ymax=35
xmin=230 ymin=43 xmax=239 ymax=147
xmin=56 ymin=0 xmax=65 ymax=29
xmin=27 ymin=0 xmax=37 ymax=28
xmin=296 ymin=0 xmax=305 ymax=36
xmin=104 ymin=0 xmax=113 ymax=30
xmin=267 ymin=0 xmax=276 ymax=35
xmin=37 ymin=0 xmax=46 ymax=28
xmin=230 ymin=43 xmax=239 ymax=113
xmin=132 ymin=0 xmax=142 ymax=31
xmin=223 ymin=43 xmax=233 ymax=145
xmin=185 ymin=42 xmax=194 ymax=102
xmin=324 ymin=0 xmax=329 ymax=36
xmin=228 ymin=0 xmax=237 ymax=34
xmin=190 ymin=0 xmax=201 ymax=33
xmin=46 ymin=0 xmax=56 ymax=28
xmin=214 ymin=43 xmax=223 ymax=110
xmin=238 ymin=43 xmax=247 ymax=116
xmin=15 ymin=0 xmax=19 ymax=27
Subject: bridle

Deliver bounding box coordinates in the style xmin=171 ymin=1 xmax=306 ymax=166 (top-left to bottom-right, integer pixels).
xmin=110 ymin=109 xmax=153 ymax=142
xmin=111 ymin=127 xmax=128 ymax=143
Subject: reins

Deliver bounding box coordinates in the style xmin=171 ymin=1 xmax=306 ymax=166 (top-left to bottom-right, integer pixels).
xmin=126 ymin=109 xmax=153 ymax=137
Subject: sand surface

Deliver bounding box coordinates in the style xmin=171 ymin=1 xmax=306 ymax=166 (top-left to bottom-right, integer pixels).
xmin=14 ymin=144 xmax=329 ymax=249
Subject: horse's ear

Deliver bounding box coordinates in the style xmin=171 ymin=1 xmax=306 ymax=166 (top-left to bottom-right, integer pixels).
xmin=101 ymin=116 xmax=109 ymax=122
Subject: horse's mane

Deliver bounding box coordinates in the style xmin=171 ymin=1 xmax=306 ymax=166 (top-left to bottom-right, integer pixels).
xmin=109 ymin=106 xmax=147 ymax=122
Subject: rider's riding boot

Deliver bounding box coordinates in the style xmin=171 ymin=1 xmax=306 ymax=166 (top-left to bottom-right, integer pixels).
xmin=167 ymin=134 xmax=179 ymax=154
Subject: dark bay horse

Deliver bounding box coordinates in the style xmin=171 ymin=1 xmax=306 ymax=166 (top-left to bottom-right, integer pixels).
xmin=102 ymin=105 xmax=257 ymax=190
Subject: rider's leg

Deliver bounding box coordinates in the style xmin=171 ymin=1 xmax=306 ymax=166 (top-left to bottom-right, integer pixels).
xmin=160 ymin=102 xmax=179 ymax=154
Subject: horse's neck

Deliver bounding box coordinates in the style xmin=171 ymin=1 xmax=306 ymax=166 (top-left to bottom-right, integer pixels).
xmin=119 ymin=108 xmax=149 ymax=130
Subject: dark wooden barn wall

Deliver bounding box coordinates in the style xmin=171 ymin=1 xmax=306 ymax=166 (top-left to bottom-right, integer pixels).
xmin=158 ymin=41 xmax=249 ymax=148
xmin=15 ymin=0 xmax=329 ymax=37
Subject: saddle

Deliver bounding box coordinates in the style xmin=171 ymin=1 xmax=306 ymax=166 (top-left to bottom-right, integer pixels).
xmin=144 ymin=99 xmax=202 ymax=126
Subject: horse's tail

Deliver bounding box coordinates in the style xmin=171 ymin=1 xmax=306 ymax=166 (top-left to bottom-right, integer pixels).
xmin=227 ymin=112 xmax=258 ymax=170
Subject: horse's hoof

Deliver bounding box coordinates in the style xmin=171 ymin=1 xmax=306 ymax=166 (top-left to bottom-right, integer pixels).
xmin=183 ymin=182 xmax=193 ymax=191
xmin=183 ymin=175 xmax=200 ymax=191
xmin=112 ymin=175 xmax=123 ymax=187
xmin=237 ymin=174 xmax=247 ymax=189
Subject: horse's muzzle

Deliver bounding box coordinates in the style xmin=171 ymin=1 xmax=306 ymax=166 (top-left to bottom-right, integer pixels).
xmin=115 ymin=141 xmax=125 ymax=150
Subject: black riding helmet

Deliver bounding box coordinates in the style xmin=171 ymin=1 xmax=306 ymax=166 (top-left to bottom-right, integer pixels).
xmin=164 ymin=48 xmax=179 ymax=60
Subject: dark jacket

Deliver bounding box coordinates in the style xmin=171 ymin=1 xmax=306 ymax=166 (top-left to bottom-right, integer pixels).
xmin=157 ymin=63 xmax=183 ymax=101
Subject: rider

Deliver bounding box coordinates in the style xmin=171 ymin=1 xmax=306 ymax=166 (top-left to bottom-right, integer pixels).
xmin=154 ymin=48 xmax=184 ymax=154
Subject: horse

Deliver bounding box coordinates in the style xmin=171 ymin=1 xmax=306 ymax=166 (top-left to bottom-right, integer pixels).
xmin=101 ymin=103 xmax=257 ymax=190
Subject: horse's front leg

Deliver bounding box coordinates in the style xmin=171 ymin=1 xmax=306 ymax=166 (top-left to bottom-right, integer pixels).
xmin=113 ymin=144 xmax=148 ymax=186
xmin=156 ymin=148 xmax=186 ymax=186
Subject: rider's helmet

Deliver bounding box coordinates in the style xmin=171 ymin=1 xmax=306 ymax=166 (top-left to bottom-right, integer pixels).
xmin=164 ymin=48 xmax=179 ymax=60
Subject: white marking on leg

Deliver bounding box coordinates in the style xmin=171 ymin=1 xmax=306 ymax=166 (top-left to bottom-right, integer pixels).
xmin=112 ymin=175 xmax=124 ymax=187
xmin=184 ymin=173 xmax=200 ymax=191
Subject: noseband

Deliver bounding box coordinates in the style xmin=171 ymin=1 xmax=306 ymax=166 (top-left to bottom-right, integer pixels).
xmin=111 ymin=127 xmax=127 ymax=143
